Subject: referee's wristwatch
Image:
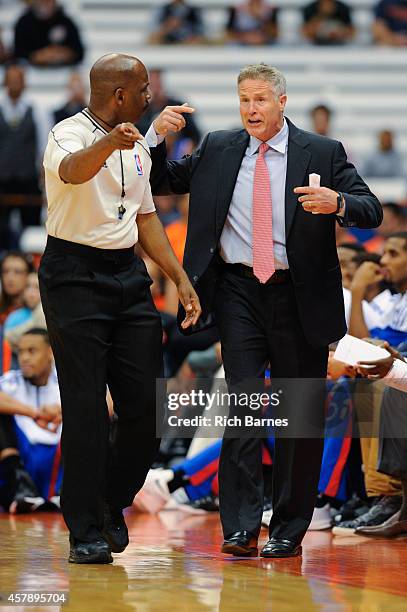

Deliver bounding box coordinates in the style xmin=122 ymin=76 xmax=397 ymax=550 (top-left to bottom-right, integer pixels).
xmin=335 ymin=191 xmax=345 ymax=215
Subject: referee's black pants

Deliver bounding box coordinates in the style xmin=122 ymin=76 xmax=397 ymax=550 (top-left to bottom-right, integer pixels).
xmin=39 ymin=236 xmax=163 ymax=542
xmin=213 ymin=265 xmax=328 ymax=545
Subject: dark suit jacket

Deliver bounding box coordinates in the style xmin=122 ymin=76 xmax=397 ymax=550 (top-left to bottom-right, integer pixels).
xmin=150 ymin=118 xmax=382 ymax=347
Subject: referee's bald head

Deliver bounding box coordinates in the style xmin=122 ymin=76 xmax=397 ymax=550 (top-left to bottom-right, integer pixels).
xmin=90 ymin=53 xmax=146 ymax=100
xmin=89 ymin=53 xmax=151 ymax=123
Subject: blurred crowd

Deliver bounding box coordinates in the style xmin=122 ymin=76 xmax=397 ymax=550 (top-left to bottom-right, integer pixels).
xmin=0 ymin=58 xmax=406 ymax=252
xmin=0 ymin=0 xmax=407 ymax=540
xmin=147 ymin=0 xmax=407 ymax=47
xmin=1 ymin=0 xmax=407 ymax=64
xmin=149 ymin=0 xmax=407 ymax=46
xmin=0 ymin=0 xmax=83 ymax=67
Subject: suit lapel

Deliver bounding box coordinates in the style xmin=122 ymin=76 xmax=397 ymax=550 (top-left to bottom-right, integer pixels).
xmin=216 ymin=130 xmax=249 ymax=238
xmin=285 ymin=120 xmax=312 ymax=240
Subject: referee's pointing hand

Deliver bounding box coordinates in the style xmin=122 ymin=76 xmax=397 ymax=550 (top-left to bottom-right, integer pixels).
xmin=107 ymin=122 xmax=143 ymax=150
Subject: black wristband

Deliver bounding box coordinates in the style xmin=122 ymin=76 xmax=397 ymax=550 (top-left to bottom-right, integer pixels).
xmin=335 ymin=192 xmax=344 ymax=214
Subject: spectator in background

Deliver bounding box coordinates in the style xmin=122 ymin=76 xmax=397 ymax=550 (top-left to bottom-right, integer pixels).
xmin=0 ymin=29 xmax=7 ymax=65
xmin=336 ymin=218 xmax=361 ymax=246
xmin=363 ymin=130 xmax=404 ymax=178
xmin=337 ymin=242 xmax=365 ymax=289
xmin=331 ymin=233 xmax=407 ymax=535
xmin=165 ymin=195 xmax=189 ymax=266
xmin=310 ymin=103 xmax=332 ymax=136
xmin=226 ymin=1 xmax=279 ymax=45
xmin=154 ymin=195 xmax=182 ymax=227
xmin=0 ymin=329 xmax=62 ymax=514
xmin=373 ymin=0 xmax=407 ymax=46
xmin=349 ymin=232 xmax=407 ymax=344
xmin=4 ymin=271 xmax=46 ymax=360
xmin=149 ymin=0 xmax=205 ymax=45
xmin=0 ymin=64 xmax=48 ymax=249
xmin=0 ymin=252 xmax=32 ymax=326
xmin=137 ymin=68 xmax=201 ymax=157
xmin=377 ymin=203 xmax=407 ymax=239
xmin=13 ymin=0 xmax=84 ymax=66
xmin=343 ymin=252 xmax=393 ymax=330
xmin=53 ymin=72 xmax=87 ymax=124
xmin=356 ymin=342 xmax=407 ymax=538
xmin=310 ymin=102 xmax=357 ymax=165
xmin=164 ymin=195 xmax=189 ymax=315
xmin=302 ymin=0 xmax=354 ymax=45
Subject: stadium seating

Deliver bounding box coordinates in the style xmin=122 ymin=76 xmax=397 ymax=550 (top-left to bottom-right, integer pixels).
xmin=0 ymin=0 xmax=406 ymax=186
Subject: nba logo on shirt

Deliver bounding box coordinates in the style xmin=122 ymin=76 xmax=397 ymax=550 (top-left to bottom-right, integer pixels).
xmin=135 ymin=154 xmax=143 ymax=176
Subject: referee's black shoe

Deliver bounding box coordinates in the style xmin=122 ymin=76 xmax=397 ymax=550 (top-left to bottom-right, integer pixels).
xmin=69 ymin=536 xmax=113 ymax=564
xmin=102 ymin=504 xmax=129 ymax=553
xmin=221 ymin=531 xmax=258 ymax=557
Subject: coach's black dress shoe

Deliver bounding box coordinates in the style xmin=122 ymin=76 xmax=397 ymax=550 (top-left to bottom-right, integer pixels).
xmin=221 ymin=531 xmax=258 ymax=557
xmin=260 ymin=537 xmax=302 ymax=558
xmin=102 ymin=505 xmax=129 ymax=553
xmin=69 ymin=537 xmax=113 ymax=564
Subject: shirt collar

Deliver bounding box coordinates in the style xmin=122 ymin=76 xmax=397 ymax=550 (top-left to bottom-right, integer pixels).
xmin=248 ymin=117 xmax=288 ymax=156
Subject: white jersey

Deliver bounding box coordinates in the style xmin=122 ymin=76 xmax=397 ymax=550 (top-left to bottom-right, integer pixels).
xmin=374 ymin=292 xmax=407 ymax=333
xmin=0 ymin=369 xmax=61 ymax=445
xmin=43 ymin=110 xmax=155 ymax=249
xmin=343 ymin=288 xmax=393 ymax=330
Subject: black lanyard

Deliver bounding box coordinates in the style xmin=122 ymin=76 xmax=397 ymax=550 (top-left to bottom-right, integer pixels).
xmin=81 ymin=109 xmax=152 ymax=220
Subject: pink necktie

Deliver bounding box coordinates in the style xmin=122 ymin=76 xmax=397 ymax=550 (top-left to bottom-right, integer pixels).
xmin=252 ymin=142 xmax=275 ymax=283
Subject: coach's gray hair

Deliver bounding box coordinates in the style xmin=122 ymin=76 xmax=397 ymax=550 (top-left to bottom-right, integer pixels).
xmin=237 ymin=64 xmax=286 ymax=97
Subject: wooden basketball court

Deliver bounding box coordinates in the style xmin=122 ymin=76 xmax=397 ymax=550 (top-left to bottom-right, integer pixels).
xmin=1 ymin=511 xmax=406 ymax=610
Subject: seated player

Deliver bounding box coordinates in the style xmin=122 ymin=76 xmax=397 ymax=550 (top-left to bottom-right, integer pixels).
xmin=0 ymin=328 xmax=62 ymax=513
xmin=332 ymin=232 xmax=407 ymax=534
xmin=356 ymin=342 xmax=407 ymax=536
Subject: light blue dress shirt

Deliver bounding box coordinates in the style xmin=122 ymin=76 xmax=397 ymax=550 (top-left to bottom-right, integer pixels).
xmin=146 ymin=119 xmax=346 ymax=270
xmin=220 ymin=118 xmax=289 ymax=269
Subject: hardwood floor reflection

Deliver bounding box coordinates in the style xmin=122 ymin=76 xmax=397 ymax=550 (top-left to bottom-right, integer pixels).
xmin=1 ymin=511 xmax=406 ymax=611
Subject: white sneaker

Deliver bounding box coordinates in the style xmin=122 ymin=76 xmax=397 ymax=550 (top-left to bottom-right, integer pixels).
xmin=49 ymin=496 xmax=61 ymax=510
xmin=308 ymin=503 xmax=332 ymax=530
xmin=163 ymin=489 xmax=208 ymax=515
xmin=133 ymin=469 xmax=173 ymax=514
xmin=261 ymin=507 xmax=273 ymax=528
xmin=162 ymin=497 xmax=180 ymax=511
xmin=9 ymin=496 xmax=46 ymax=514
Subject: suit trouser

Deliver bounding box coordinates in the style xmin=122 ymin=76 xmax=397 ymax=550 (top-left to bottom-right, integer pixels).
xmin=213 ymin=267 xmax=328 ymax=543
xmin=39 ymin=236 xmax=163 ymax=542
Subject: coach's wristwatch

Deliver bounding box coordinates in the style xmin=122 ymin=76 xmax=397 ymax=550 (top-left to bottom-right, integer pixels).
xmin=335 ymin=191 xmax=345 ymax=215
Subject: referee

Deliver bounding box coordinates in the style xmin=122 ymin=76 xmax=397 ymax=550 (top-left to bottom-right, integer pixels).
xmin=39 ymin=53 xmax=201 ymax=563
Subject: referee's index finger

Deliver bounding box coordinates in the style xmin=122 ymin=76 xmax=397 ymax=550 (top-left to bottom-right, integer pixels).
xmin=169 ymin=104 xmax=195 ymax=114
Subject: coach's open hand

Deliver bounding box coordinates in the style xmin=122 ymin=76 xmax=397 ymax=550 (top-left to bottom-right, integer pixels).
xmin=153 ymin=103 xmax=195 ymax=136
xmin=294 ymin=186 xmax=339 ymax=214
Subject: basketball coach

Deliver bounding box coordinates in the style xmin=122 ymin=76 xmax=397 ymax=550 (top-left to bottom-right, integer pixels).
xmin=149 ymin=63 xmax=382 ymax=558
